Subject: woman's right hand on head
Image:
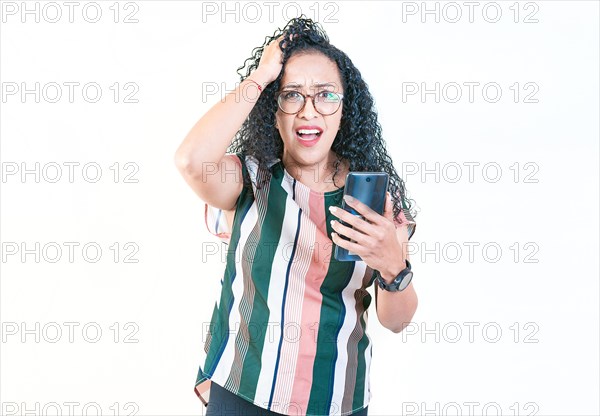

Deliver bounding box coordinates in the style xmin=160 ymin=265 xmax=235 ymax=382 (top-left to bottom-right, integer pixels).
xmin=254 ymin=35 xmax=288 ymax=85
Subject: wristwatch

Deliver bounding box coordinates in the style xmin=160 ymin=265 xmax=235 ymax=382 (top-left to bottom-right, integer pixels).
xmin=374 ymin=259 xmax=413 ymax=292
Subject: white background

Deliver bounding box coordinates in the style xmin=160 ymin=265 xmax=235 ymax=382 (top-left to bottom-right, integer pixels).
xmin=1 ymin=1 xmax=598 ymax=415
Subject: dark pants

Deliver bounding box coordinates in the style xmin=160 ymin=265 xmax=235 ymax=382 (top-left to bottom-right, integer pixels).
xmin=205 ymin=382 xmax=368 ymax=416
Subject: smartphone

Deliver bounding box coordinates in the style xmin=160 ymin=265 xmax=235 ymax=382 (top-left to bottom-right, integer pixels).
xmin=334 ymin=172 xmax=389 ymax=262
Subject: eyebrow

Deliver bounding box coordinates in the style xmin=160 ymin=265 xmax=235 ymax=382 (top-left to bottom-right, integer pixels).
xmin=281 ymin=82 xmax=338 ymax=90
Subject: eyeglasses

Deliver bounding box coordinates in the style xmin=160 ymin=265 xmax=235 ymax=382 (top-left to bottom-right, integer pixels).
xmin=276 ymin=90 xmax=344 ymax=116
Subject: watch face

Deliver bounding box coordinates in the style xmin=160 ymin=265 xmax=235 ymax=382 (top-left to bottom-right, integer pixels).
xmin=398 ymin=271 xmax=414 ymax=291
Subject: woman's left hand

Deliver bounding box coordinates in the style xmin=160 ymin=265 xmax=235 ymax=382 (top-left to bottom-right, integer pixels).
xmin=329 ymin=191 xmax=409 ymax=280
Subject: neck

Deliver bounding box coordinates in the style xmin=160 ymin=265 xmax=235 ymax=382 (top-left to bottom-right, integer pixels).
xmin=282 ymin=151 xmax=345 ymax=191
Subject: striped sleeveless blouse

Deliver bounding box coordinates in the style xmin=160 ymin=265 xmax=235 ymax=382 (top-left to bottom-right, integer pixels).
xmin=194 ymin=153 xmax=416 ymax=416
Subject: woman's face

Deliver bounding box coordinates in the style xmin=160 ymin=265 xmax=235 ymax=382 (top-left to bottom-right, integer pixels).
xmin=275 ymin=51 xmax=344 ymax=172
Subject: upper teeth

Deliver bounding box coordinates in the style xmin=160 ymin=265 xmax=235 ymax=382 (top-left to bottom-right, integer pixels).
xmin=298 ymin=129 xmax=320 ymax=134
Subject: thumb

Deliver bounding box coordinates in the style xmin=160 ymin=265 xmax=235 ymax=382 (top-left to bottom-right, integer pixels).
xmin=383 ymin=191 xmax=394 ymax=221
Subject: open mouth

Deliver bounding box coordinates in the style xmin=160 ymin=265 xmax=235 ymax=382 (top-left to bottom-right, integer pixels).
xmin=295 ymin=127 xmax=323 ymax=146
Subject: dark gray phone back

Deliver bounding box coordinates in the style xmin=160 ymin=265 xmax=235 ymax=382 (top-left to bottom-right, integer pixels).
xmin=334 ymin=172 xmax=389 ymax=262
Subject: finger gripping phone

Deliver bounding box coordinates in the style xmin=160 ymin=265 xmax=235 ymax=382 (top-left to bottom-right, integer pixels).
xmin=333 ymin=171 xmax=389 ymax=262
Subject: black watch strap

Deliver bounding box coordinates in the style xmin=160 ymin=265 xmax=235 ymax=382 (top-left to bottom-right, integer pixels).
xmin=374 ymin=259 xmax=413 ymax=292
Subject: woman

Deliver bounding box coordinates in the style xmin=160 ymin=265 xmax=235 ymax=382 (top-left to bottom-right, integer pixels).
xmin=175 ymin=17 xmax=418 ymax=416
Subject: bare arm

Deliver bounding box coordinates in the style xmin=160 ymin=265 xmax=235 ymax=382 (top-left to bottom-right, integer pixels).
xmin=374 ymin=233 xmax=418 ymax=334
xmin=174 ymin=37 xmax=285 ymax=210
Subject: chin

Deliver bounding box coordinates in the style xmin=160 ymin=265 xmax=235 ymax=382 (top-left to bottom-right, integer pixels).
xmin=285 ymin=144 xmax=333 ymax=168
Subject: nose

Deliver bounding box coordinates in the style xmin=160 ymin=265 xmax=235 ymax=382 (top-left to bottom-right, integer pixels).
xmin=298 ymin=95 xmax=318 ymax=119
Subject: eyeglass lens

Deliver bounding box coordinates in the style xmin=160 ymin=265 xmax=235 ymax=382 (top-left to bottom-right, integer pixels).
xmin=278 ymin=91 xmax=342 ymax=115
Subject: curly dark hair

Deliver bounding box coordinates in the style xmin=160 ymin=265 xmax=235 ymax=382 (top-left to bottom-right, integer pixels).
xmin=228 ymin=16 xmax=417 ymax=223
